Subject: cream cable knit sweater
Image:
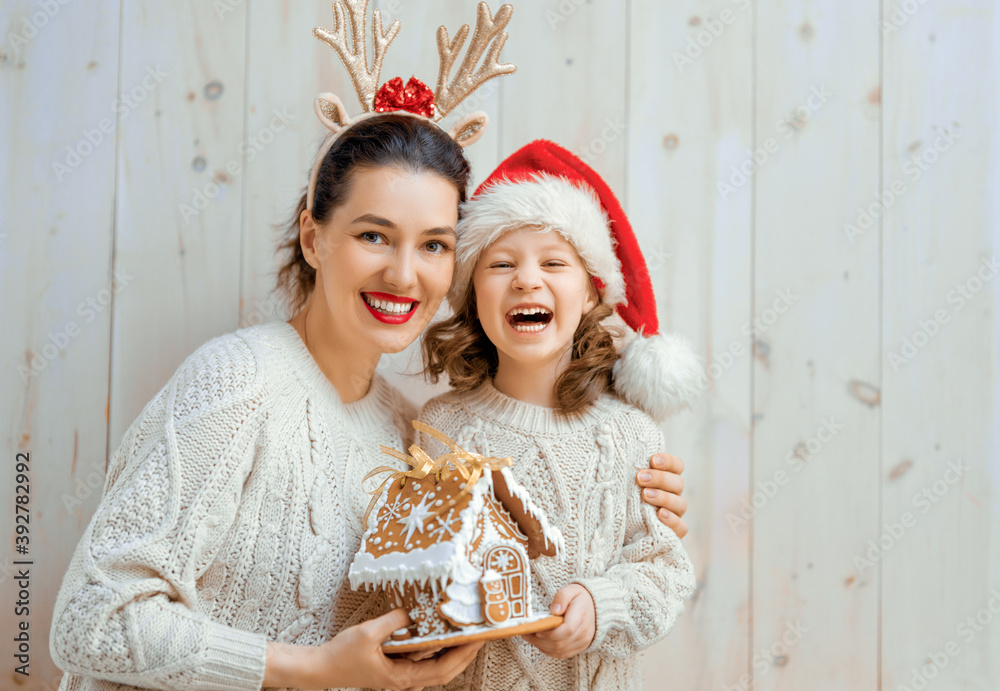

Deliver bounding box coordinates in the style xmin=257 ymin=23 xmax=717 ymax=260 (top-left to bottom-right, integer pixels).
xmin=417 ymin=381 xmax=696 ymax=691
xmin=49 ymin=320 xmax=415 ymax=691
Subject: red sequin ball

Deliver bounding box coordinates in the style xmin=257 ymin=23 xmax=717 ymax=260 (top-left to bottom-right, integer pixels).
xmin=374 ymin=76 xmax=435 ymax=118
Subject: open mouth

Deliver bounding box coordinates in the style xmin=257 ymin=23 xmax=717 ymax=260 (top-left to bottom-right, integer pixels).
xmin=363 ymin=292 xmax=418 ymax=324
xmin=505 ymin=306 xmax=553 ymax=333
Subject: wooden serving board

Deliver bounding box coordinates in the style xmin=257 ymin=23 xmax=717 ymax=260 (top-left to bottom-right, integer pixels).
xmin=381 ymin=615 xmax=564 ymax=654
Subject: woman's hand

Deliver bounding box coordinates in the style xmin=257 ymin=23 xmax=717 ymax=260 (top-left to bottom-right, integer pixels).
xmin=521 ymin=584 xmax=596 ymax=659
xmin=637 ymin=453 xmax=689 ymax=538
xmin=264 ymin=608 xmax=482 ymax=690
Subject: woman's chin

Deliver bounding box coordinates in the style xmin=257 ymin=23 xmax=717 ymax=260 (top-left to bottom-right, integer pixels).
xmin=377 ymin=339 xmax=412 ymax=354
xmin=370 ymin=328 xmax=423 ymax=355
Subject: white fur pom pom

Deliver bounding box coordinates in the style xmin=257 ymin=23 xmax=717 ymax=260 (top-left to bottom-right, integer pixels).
xmin=612 ymin=334 xmax=706 ymax=421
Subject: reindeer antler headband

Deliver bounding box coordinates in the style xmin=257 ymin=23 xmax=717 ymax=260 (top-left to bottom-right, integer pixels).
xmin=307 ymin=0 xmax=517 ymax=210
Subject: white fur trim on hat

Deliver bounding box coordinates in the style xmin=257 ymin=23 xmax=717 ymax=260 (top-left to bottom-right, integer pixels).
xmin=613 ymin=333 xmax=706 ymax=421
xmin=448 ymin=174 xmax=626 ymax=309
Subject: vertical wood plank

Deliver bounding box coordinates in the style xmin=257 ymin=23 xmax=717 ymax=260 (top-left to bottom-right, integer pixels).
xmin=880 ymin=1 xmax=1000 ymax=688
xmin=753 ymin=1 xmax=880 ymax=688
xmin=110 ymin=0 xmax=248 ymax=447
xmin=628 ymin=1 xmax=754 ymax=688
xmin=241 ymin=0 xmax=349 ymax=331
xmin=0 ymin=2 xmax=121 ymax=688
xmin=501 ymin=0 xmax=626 ymax=190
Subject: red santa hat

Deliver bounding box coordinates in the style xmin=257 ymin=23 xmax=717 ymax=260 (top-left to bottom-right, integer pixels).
xmin=451 ymin=139 xmax=705 ymax=420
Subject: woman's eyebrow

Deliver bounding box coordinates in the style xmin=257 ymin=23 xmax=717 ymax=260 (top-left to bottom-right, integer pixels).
xmin=351 ymin=214 xmax=455 ymax=238
xmin=352 ymin=213 xmax=395 ymax=227
xmin=424 ymin=227 xmax=456 ymax=237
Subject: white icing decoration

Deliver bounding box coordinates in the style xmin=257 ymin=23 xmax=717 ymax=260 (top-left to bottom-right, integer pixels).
xmin=380 ymin=494 xmax=406 ymax=525
xmin=430 ymin=508 xmax=459 ymax=543
xmin=439 ymin=559 xmax=485 ymax=626
xmin=490 ymin=549 xmax=515 ymax=570
xmin=497 ymin=467 xmax=565 ymax=558
xmin=397 ymin=493 xmax=436 ymax=544
xmin=412 ymin=590 xmax=447 ymax=637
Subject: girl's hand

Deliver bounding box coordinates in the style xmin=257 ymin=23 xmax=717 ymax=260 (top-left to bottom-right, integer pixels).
xmin=637 ymin=453 xmax=689 ymax=538
xmin=264 ymin=608 xmax=483 ymax=690
xmin=521 ymin=584 xmax=596 ymax=659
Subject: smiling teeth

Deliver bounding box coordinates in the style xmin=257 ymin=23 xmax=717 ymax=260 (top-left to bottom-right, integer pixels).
xmin=508 ymin=307 xmax=551 ymax=317
xmin=365 ymin=294 xmax=413 ymax=314
xmin=512 ymin=322 xmax=547 ymax=332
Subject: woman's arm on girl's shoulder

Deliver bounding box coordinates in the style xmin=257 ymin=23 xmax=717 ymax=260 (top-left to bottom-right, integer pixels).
xmin=49 ymin=334 xmax=271 ymax=691
xmin=570 ymin=411 xmax=697 ymax=660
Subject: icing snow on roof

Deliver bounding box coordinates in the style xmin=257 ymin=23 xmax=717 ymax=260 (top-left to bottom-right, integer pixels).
xmin=495 ymin=467 xmax=565 ymax=557
xmin=349 ymin=473 xmax=488 ymax=590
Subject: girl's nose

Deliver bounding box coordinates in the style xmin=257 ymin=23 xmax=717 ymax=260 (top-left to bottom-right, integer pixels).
xmin=512 ymin=266 xmax=542 ymax=292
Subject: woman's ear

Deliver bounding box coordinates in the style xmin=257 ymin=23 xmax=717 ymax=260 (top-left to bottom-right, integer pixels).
xmin=299 ymin=209 xmax=321 ymax=270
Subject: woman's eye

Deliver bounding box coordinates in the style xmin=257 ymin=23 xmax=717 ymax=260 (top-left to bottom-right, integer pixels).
xmin=425 ymin=241 xmax=450 ymax=254
xmin=490 ymin=261 xmax=513 ymax=269
xmin=361 ymin=231 xmax=384 ymax=244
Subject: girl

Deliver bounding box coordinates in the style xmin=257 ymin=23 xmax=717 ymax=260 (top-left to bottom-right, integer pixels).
xmin=420 ymin=139 xmax=704 ymax=690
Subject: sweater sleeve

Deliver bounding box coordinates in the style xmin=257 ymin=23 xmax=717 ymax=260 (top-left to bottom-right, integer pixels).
xmin=573 ymin=412 xmax=696 ymax=659
xmin=49 ymin=334 xmax=269 ymax=691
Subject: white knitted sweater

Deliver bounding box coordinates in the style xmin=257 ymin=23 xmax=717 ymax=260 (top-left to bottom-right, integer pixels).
xmin=417 ymin=381 xmax=696 ymax=691
xmin=49 ymin=320 xmax=415 ymax=691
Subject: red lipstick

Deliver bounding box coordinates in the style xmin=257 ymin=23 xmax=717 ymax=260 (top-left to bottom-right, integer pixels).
xmin=362 ymin=292 xmax=419 ymax=325
xmin=367 ymin=291 xmax=417 ymax=303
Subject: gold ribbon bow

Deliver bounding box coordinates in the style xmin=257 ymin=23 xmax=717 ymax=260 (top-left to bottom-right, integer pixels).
xmin=362 ymin=421 xmax=512 ymax=526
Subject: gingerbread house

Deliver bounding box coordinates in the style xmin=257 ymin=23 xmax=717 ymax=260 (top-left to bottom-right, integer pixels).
xmin=349 ymin=425 xmax=564 ymax=641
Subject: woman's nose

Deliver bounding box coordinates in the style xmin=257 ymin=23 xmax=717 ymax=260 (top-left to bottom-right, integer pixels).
xmin=383 ymin=249 xmax=418 ymax=290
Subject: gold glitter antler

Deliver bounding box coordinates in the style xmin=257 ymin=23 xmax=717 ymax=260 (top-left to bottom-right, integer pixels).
xmin=434 ymin=2 xmax=515 ymax=121
xmin=314 ymin=0 xmax=401 ymax=112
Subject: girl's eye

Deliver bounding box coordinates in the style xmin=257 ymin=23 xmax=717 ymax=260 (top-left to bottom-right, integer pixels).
xmin=360 ymin=231 xmax=385 ymax=244
xmin=490 ymin=261 xmax=513 ymax=269
xmin=544 ymin=261 xmax=567 ymax=267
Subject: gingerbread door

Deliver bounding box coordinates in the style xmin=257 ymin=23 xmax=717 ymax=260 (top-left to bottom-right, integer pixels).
xmin=483 ymin=545 xmax=527 ymax=619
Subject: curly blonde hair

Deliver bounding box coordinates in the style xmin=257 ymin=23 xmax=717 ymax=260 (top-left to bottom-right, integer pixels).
xmin=422 ymin=284 xmax=622 ymax=417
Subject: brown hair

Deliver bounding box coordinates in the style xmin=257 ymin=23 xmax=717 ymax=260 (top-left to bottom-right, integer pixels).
xmin=275 ymin=114 xmax=471 ymax=314
xmin=422 ymin=285 xmax=622 ymax=417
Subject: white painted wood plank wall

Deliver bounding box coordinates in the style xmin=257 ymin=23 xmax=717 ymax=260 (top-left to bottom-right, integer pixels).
xmin=1 ymin=2 xmax=121 ymax=688
xmin=1 ymin=1 xmax=996 ymax=689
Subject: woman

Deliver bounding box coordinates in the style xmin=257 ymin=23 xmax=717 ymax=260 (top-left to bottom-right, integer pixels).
xmin=49 ymin=115 xmax=689 ymax=691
